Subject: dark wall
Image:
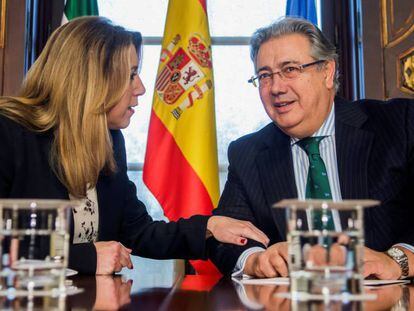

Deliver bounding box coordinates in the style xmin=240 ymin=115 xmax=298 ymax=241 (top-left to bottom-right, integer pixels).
xmin=0 ymin=0 xmax=26 ymax=96
xmin=360 ymin=0 xmax=414 ymax=99
xmin=0 ymin=0 xmax=64 ymax=96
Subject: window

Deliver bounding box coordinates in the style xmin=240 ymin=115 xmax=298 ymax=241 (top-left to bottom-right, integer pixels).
xmin=98 ymin=1 xmax=314 ymax=220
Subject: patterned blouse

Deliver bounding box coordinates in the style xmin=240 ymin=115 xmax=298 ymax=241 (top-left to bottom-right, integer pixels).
xmin=69 ymin=188 xmax=99 ymax=244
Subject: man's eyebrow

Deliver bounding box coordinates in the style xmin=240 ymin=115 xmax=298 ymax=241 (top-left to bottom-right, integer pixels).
xmin=256 ymin=65 xmax=272 ymax=72
xmin=280 ymin=60 xmax=300 ymax=66
xmin=256 ymin=60 xmax=301 ymax=73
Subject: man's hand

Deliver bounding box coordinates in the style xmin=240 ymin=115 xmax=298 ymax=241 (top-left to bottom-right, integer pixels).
xmin=364 ymin=285 xmax=403 ymax=311
xmin=304 ymin=240 xmax=348 ymax=267
xmin=207 ymin=216 xmax=270 ymax=246
xmin=244 ymin=284 xmax=290 ymax=310
xmin=363 ymin=247 xmax=402 ymax=279
xmin=243 ymin=242 xmax=288 ymax=278
xmin=94 ymin=241 xmax=133 ymax=275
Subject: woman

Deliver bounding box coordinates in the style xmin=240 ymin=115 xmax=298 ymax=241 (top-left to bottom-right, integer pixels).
xmin=0 ymin=17 xmax=268 ymax=274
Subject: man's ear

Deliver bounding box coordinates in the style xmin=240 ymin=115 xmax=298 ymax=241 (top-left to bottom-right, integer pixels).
xmin=324 ymin=59 xmax=336 ymax=90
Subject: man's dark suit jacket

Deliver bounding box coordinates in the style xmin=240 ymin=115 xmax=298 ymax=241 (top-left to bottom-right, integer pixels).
xmin=0 ymin=114 xmax=209 ymax=274
xmin=208 ymin=97 xmax=414 ymax=275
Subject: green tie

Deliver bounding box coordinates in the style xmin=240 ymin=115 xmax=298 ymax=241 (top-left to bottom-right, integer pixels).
xmin=297 ymin=136 xmax=335 ymax=230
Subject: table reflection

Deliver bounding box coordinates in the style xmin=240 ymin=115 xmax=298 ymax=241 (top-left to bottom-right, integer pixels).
xmin=0 ymin=256 xmax=412 ymax=310
xmin=65 ymin=275 xmax=133 ymax=310
xmin=232 ymin=279 xmax=413 ymax=311
xmin=94 ymin=276 xmax=132 ymax=310
xmin=67 ymin=257 xmax=181 ymax=310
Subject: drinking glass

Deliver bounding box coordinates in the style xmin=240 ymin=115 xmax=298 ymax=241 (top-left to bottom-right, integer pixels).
xmin=0 ymin=199 xmax=75 ymax=298
xmin=274 ymin=199 xmax=379 ymax=301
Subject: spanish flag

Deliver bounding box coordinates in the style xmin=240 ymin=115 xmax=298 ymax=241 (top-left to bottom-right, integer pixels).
xmin=143 ymin=0 xmax=219 ymax=274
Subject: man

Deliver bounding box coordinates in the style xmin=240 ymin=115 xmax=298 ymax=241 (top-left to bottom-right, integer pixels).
xmin=207 ymin=17 xmax=414 ymax=279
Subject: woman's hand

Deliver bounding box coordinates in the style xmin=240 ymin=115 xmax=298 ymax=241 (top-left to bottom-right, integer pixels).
xmin=94 ymin=241 xmax=133 ymax=275
xmin=206 ymin=216 xmax=270 ymax=246
xmin=93 ymin=275 xmax=133 ymax=310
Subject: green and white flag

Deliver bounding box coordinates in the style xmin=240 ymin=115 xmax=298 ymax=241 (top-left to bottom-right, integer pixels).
xmin=62 ymin=0 xmax=99 ymax=24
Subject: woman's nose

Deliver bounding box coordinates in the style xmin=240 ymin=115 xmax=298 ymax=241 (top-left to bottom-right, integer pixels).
xmin=133 ymin=74 xmax=146 ymax=96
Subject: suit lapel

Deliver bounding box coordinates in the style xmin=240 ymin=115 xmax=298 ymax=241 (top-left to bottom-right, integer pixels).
xmin=335 ymin=98 xmax=374 ymax=228
xmin=335 ymin=98 xmax=373 ymax=199
xmin=256 ymin=125 xmax=297 ymax=239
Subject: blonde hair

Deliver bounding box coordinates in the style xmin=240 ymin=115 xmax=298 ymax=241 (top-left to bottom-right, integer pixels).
xmin=0 ymin=16 xmax=142 ymax=197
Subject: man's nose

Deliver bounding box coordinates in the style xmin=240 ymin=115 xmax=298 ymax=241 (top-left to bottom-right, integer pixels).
xmin=270 ymin=73 xmax=288 ymax=94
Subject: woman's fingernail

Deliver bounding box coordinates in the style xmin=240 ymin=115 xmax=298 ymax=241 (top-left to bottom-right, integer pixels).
xmin=241 ymin=238 xmax=247 ymax=244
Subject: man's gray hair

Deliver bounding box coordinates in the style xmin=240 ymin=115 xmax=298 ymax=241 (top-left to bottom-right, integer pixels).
xmin=250 ymin=17 xmax=339 ymax=91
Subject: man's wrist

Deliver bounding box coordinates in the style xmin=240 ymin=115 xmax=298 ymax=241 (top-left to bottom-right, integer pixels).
xmin=232 ymin=247 xmax=265 ymax=277
xmin=385 ymin=247 xmax=409 ymax=279
xmin=244 ymin=252 xmax=260 ymax=276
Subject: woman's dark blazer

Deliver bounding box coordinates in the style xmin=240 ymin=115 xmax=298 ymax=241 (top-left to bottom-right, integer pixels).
xmin=0 ymin=114 xmax=209 ymax=274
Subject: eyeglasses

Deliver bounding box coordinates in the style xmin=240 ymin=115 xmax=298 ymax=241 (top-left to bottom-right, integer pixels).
xmin=248 ymin=60 xmax=326 ymax=88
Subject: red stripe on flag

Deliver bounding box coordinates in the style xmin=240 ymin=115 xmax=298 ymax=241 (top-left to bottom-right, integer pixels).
xmin=198 ymin=0 xmax=207 ymax=14
xmin=155 ymin=67 xmax=171 ymax=91
xmin=143 ymin=110 xmax=214 ymax=221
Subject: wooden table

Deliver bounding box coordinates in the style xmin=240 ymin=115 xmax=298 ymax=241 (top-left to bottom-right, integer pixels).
xmin=0 ymin=256 xmax=412 ymax=310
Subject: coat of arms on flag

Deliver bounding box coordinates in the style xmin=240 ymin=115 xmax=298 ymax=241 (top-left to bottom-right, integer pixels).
xmin=155 ymin=34 xmax=213 ymax=120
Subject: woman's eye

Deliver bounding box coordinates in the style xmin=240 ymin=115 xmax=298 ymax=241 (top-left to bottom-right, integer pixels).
xmin=130 ymin=69 xmax=138 ymax=80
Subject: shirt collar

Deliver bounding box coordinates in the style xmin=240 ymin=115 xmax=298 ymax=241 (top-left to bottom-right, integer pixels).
xmin=290 ymin=103 xmax=335 ymax=145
